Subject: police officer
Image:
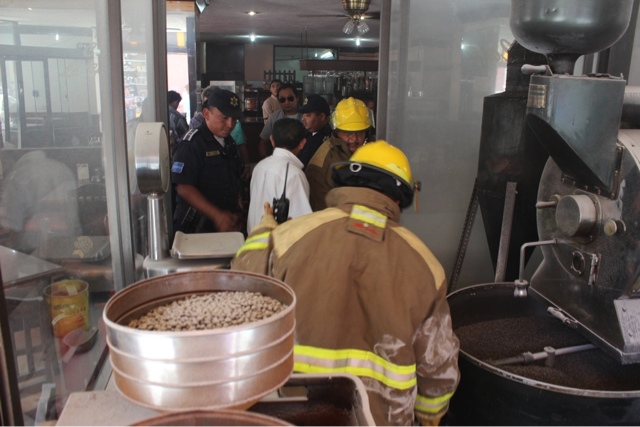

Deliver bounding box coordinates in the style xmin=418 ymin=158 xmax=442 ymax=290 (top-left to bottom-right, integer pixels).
xmin=171 ymin=88 xmax=244 ymax=234
xmin=305 ymin=97 xmax=373 ymax=211
xmin=232 ymin=141 xmax=460 ymax=426
xmin=297 ymin=94 xmax=333 ymax=168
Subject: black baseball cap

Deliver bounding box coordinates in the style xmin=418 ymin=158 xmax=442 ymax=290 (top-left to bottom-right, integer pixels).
xmin=299 ymin=95 xmax=330 ymax=116
xmin=203 ymin=88 xmax=243 ymax=119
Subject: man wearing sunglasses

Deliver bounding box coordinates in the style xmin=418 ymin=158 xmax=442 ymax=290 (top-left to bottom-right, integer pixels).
xmin=258 ymin=83 xmax=301 ymax=159
xmin=171 ymin=88 xmax=245 ymax=234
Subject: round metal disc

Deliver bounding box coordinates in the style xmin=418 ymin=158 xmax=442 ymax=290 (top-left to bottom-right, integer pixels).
xmin=134 ymin=122 xmax=170 ymax=195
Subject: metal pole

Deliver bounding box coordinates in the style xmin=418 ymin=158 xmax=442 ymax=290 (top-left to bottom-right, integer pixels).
xmin=0 ymin=272 xmax=24 ymax=426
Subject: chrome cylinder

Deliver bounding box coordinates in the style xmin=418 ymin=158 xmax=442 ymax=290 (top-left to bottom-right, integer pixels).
xmin=103 ymin=270 xmax=296 ymax=412
xmin=147 ymin=193 xmax=169 ymax=261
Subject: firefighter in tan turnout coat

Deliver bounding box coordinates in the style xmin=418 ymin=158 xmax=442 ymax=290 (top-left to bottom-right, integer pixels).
xmin=231 ymin=141 xmax=460 ymax=426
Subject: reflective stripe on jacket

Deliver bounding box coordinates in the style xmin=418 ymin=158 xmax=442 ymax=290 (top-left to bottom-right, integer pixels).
xmin=294 ymin=345 xmax=417 ymax=390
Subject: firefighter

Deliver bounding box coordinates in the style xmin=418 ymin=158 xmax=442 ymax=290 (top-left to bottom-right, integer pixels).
xmin=231 ymin=141 xmax=460 ymax=426
xmin=305 ymin=97 xmax=373 ymax=211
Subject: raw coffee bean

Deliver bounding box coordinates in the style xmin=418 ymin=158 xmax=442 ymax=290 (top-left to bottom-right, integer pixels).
xmin=127 ymin=291 xmax=287 ymax=331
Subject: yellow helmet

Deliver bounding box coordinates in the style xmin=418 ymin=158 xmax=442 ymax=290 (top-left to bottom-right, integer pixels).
xmin=332 ymin=140 xmax=414 ymax=208
xmin=331 ymin=97 xmax=372 ymax=132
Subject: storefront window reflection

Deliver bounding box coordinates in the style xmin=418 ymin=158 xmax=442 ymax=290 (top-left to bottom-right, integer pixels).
xmin=0 ymin=1 xmax=165 ymax=424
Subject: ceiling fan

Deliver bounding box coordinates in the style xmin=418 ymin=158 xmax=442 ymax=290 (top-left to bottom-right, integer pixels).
xmin=298 ymin=0 xmax=380 ymax=35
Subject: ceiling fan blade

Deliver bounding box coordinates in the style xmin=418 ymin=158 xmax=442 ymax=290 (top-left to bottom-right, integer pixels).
xmin=297 ymin=14 xmax=348 ymax=18
xmin=362 ymin=11 xmax=381 ymax=20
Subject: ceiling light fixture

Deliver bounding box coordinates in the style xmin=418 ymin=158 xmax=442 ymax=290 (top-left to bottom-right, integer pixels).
xmin=342 ymin=19 xmax=356 ymax=34
xmin=356 ymin=19 xmax=369 ymax=35
xmin=342 ymin=0 xmax=372 ymax=35
xmin=247 ymin=11 xmax=257 ymax=16
xmin=342 ymin=16 xmax=369 ymax=36
xmin=343 ymin=0 xmax=372 ymax=16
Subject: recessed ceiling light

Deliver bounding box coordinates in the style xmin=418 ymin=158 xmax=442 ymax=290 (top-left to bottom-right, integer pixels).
xmin=247 ymin=11 xmax=258 ymax=16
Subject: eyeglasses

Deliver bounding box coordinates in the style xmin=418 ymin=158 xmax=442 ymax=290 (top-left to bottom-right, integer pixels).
xmin=278 ymin=95 xmax=296 ymax=103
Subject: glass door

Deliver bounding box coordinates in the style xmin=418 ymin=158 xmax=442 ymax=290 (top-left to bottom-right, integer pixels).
xmin=0 ymin=1 xmax=167 ymax=424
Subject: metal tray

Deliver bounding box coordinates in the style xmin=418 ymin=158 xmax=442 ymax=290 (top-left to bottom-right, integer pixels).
xmin=250 ymin=373 xmax=376 ymax=426
xmin=56 ymin=373 xmax=375 ymax=426
xmin=40 ymin=236 xmax=111 ymax=262
xmin=170 ymin=231 xmax=244 ymax=259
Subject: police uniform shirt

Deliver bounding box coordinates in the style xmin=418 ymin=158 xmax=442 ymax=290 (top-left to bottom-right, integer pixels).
xmin=171 ymin=122 xmax=243 ymax=213
xmin=297 ymin=122 xmax=333 ymax=168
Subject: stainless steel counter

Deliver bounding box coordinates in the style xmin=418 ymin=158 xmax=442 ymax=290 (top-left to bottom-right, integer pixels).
xmin=0 ymin=245 xmax=63 ymax=288
xmin=56 ymin=373 xmax=375 ymax=426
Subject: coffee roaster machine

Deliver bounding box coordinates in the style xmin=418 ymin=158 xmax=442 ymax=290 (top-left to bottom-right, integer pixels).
xmin=447 ymin=0 xmax=640 ymax=424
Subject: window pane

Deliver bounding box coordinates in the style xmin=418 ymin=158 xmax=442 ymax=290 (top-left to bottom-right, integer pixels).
xmin=0 ymin=1 xmax=138 ymax=424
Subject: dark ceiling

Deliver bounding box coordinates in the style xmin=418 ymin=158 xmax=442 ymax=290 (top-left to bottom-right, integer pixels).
xmin=193 ymin=0 xmax=381 ymax=49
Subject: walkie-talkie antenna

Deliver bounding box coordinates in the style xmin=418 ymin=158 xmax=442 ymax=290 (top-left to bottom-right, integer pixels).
xmin=273 ymin=163 xmax=290 ymax=224
xmin=281 ymin=163 xmax=289 ymax=197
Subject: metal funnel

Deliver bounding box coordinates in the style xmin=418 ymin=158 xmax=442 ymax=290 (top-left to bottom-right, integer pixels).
xmin=510 ymin=0 xmax=634 ymax=74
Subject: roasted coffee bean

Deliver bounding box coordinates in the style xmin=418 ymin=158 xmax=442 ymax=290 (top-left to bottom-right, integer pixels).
xmin=455 ymin=316 xmax=640 ymax=391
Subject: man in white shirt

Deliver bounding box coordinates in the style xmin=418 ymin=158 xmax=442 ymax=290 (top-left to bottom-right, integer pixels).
xmin=247 ymin=118 xmax=311 ymax=233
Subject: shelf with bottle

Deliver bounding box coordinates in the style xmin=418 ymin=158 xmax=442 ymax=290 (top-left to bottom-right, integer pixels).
xmin=243 ymin=89 xmax=271 ymax=118
xmin=302 ymin=71 xmax=377 ymax=107
xmin=123 ymin=53 xmax=147 ymax=120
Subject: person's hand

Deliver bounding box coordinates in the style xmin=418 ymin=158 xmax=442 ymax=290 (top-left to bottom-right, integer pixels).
xmin=241 ymin=164 xmax=253 ymax=181
xmin=215 ymin=210 xmax=242 ymax=232
xmin=420 ymin=416 xmax=442 ymax=426
xmin=263 ymin=202 xmax=273 ymax=217
xmin=262 ymin=202 xmax=292 ymax=223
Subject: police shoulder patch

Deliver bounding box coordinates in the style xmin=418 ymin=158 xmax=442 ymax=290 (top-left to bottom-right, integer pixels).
xmin=183 ymin=128 xmax=198 ymax=141
xmin=171 ymin=162 xmax=185 ymax=173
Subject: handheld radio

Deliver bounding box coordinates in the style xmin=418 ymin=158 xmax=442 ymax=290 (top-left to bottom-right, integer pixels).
xmin=273 ymin=163 xmax=290 ymax=224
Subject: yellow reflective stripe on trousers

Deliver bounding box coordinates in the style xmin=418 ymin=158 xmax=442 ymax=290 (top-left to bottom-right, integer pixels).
xmin=350 ymin=204 xmax=387 ymax=228
xmin=415 ymin=392 xmax=454 ymax=415
xmin=235 ymin=232 xmax=270 ymax=257
xmin=294 ymin=345 xmax=416 ymax=390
